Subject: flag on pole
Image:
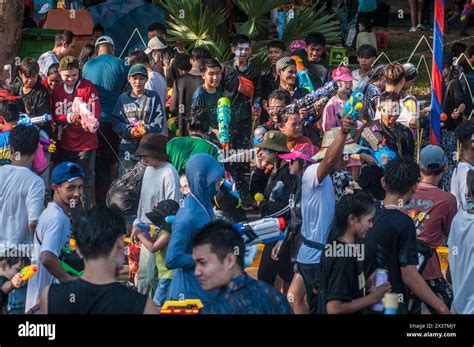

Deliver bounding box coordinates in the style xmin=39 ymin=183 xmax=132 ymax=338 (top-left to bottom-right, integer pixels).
xmin=430 ymin=0 xmax=445 ymax=145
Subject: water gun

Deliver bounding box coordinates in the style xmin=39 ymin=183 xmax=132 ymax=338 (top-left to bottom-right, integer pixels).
xmin=344 ymin=88 xmax=364 ymax=135
xmin=217 ymin=97 xmax=231 ymax=149
xmin=286 ymin=80 xmax=338 ymax=114
xmin=0 ymin=89 xmax=21 ymax=102
xmin=18 ymin=113 xmax=52 ymax=126
xmin=72 ymin=97 xmax=99 ymax=133
xmin=361 ymin=126 xmax=397 ymax=169
xmin=344 ymin=88 xmax=364 ymax=123
xmin=39 ymin=136 xmax=56 ymax=154
xmin=221 ymin=179 xmax=240 ymax=200
xmin=234 ymin=217 xmax=286 ymax=246
xmin=160 ymin=299 xmax=203 ymax=314
xmin=134 ymin=221 xmax=159 ymax=237
xmin=131 ymin=119 xmax=146 ymax=137
xmin=253 ymin=126 xmax=268 ymax=146
xmin=13 ymin=265 xmax=38 ymax=287
xmin=291 ymin=55 xmax=314 ymax=92
xmin=60 ymin=247 xmax=84 ymax=277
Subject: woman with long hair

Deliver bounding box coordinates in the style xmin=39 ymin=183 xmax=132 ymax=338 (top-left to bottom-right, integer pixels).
xmin=318 ymin=190 xmax=391 ymax=314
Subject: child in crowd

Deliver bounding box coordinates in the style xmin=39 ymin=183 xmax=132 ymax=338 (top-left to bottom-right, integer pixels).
xmin=0 ymin=254 xmax=27 ymax=314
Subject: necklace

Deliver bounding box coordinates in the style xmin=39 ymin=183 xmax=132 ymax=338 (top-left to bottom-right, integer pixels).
xmin=383 ymin=204 xmax=401 ymax=210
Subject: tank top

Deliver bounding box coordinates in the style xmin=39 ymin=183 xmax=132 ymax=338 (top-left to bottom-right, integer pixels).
xmin=48 ymin=278 xmax=148 ymax=314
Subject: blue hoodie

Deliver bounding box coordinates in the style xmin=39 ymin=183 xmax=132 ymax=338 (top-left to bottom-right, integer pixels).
xmin=166 ymin=154 xmax=225 ymax=303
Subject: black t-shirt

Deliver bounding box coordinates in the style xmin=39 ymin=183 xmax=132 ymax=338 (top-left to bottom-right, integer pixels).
xmin=13 ymin=81 xmax=52 ymax=137
xmin=442 ymin=78 xmax=466 ymax=131
xmin=362 ymin=207 xmax=418 ymax=314
xmin=318 ymin=240 xmax=367 ymax=314
xmin=0 ymin=276 xmax=9 ymax=314
xmin=48 ymin=278 xmax=148 ymax=314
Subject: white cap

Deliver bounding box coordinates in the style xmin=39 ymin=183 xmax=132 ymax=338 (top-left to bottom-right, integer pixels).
xmin=144 ymin=37 xmax=167 ymax=55
xmin=38 ymin=3 xmax=51 ymax=14
xmin=95 ymin=35 xmax=115 ymax=47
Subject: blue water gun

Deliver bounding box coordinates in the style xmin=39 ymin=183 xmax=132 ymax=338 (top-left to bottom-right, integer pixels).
xmin=370 ymin=146 xmax=397 ymax=169
xmin=221 ymin=179 xmax=240 ymax=200
xmin=344 ymin=88 xmax=364 ymax=123
xmin=291 ymin=55 xmax=314 ymax=92
xmin=18 ymin=113 xmax=52 ymax=126
xmin=217 ymin=97 xmax=231 ymax=150
xmin=234 ymin=217 xmax=286 ymax=246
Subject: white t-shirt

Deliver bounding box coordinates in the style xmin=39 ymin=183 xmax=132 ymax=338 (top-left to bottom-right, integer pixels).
xmin=352 ymin=69 xmax=369 ymax=92
xmin=146 ymin=71 xmax=167 ymax=113
xmin=451 ymin=161 xmax=474 ymax=211
xmin=25 ymin=202 xmax=71 ymax=313
xmin=448 ymin=210 xmax=474 ymax=314
xmin=0 ymin=165 xmax=45 ymax=253
xmin=297 ymin=163 xmax=336 ymax=264
xmin=37 ymin=51 xmax=59 ymax=79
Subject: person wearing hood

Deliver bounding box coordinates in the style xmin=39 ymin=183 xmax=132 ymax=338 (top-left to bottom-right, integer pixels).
xmin=166 ymin=153 xmax=225 ymax=303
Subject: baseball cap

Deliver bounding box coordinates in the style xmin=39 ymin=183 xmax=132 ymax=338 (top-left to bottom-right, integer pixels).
xmin=51 ymin=162 xmax=84 ymax=185
xmin=276 ymin=57 xmax=296 ymax=72
xmin=95 ymin=35 xmax=115 ymax=47
xmin=332 ymin=66 xmax=355 ymax=82
xmin=419 ymin=145 xmax=447 ymax=172
xmin=144 ymin=36 xmax=168 ymax=55
xmin=59 ymin=56 xmax=79 ymax=71
xmin=128 ymin=64 xmax=148 ymax=78
xmin=38 ymin=3 xmax=51 ymax=14
xmin=145 ymin=200 xmax=180 ymax=232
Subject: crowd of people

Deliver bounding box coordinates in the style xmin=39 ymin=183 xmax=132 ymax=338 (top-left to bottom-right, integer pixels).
xmin=1 ymin=8 xmax=474 ymax=315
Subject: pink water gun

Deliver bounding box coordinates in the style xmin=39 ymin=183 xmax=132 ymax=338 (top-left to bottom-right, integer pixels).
xmin=72 ymin=97 xmax=99 ymax=133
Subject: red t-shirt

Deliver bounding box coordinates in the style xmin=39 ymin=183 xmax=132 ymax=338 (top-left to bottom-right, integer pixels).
xmin=52 ymin=79 xmax=100 ymax=152
xmin=404 ymin=184 xmax=457 ymax=280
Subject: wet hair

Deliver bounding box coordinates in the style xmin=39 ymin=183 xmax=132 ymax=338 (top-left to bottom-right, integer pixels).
xmin=383 ymin=158 xmax=420 ymax=195
xmin=383 ymin=62 xmax=405 ymax=85
xmin=19 ymin=58 xmax=40 ymax=77
xmin=128 ymin=49 xmax=150 ymax=66
xmin=357 ymin=44 xmax=377 ymax=58
xmin=78 ymin=44 xmax=95 ymax=70
xmin=451 ymin=42 xmax=467 ymax=58
xmin=147 ymin=22 xmax=167 ymax=36
xmin=277 ymin=108 xmax=299 ymax=126
xmin=267 ymin=40 xmax=286 ymax=52
xmin=367 ymin=65 xmax=385 ymax=84
xmin=188 ymin=106 xmax=211 ymax=134
xmin=467 ymin=170 xmax=474 ymax=196
xmin=174 ymin=53 xmax=192 ymax=72
xmin=379 ymin=91 xmax=400 ymax=105
xmin=305 ymin=32 xmax=326 ymax=47
xmin=231 ymin=34 xmax=251 ymax=47
xmin=1 ymin=101 xmax=20 ymax=123
xmin=191 ymin=47 xmax=212 ymax=61
xmin=327 ymin=190 xmax=375 ymax=243
xmin=9 ymin=125 xmax=40 ymax=156
xmin=420 ymin=166 xmax=445 ymax=177
xmin=192 ymin=220 xmax=245 ymax=270
xmin=54 ymin=30 xmax=74 ymax=47
xmin=268 ymin=89 xmax=291 ymax=105
xmin=74 ymin=206 xmax=126 ymax=259
xmin=455 ymin=119 xmax=474 ymax=150
xmin=200 ymin=58 xmax=222 ymax=74
xmin=47 ymin=63 xmax=59 ymax=76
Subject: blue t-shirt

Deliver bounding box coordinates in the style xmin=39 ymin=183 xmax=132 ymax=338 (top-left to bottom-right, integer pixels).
xmin=83 ymin=54 xmax=129 ymax=123
xmin=191 ymin=86 xmax=223 ymax=128
xmin=358 ymin=0 xmax=377 ymax=13
xmin=0 ymin=130 xmax=12 ymax=166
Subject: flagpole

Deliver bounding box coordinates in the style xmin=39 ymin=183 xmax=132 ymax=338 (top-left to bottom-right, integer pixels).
xmin=430 ymin=0 xmax=445 ymax=145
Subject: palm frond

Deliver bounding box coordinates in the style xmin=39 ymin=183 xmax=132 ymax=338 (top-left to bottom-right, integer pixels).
xmin=234 ymin=0 xmax=288 ymax=37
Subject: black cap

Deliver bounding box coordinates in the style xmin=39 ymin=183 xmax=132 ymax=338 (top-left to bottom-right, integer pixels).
xmin=145 ymin=200 xmax=180 ymax=232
